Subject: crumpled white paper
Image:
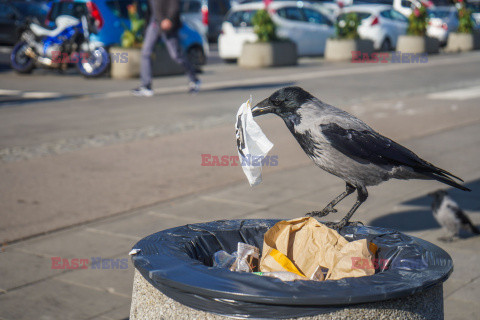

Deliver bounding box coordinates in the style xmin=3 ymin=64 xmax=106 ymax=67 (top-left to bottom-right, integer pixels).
xmin=235 ymin=98 xmax=274 ymax=186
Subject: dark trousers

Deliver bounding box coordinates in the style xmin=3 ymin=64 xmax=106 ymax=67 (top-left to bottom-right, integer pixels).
xmin=141 ymin=19 xmax=198 ymax=87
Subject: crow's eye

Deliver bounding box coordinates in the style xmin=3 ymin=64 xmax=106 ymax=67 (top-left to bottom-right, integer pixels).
xmin=271 ymin=99 xmax=281 ymax=106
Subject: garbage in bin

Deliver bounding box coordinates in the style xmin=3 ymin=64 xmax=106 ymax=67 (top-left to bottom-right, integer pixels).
xmin=212 ymin=217 xmax=376 ymax=282
xmin=260 ymin=217 xmax=375 ymax=281
xmin=130 ymin=219 xmax=453 ymax=319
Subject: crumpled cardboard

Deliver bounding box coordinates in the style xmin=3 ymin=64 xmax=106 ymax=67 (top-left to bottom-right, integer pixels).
xmin=260 ymin=217 xmax=375 ymax=280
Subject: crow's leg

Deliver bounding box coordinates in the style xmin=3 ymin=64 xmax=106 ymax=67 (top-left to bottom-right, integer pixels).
xmin=326 ymin=187 xmax=368 ymax=230
xmin=438 ymin=230 xmax=459 ymax=242
xmin=307 ymin=183 xmax=355 ymax=217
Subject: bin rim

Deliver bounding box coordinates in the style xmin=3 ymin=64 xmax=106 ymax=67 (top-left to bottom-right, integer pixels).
xmin=131 ymin=219 xmax=453 ymax=307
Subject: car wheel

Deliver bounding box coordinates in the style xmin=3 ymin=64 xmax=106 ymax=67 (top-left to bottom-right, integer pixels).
xmin=380 ymin=38 xmax=392 ymax=52
xmin=187 ymin=45 xmax=206 ymax=72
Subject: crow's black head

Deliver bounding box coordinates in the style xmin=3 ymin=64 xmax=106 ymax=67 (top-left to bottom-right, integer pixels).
xmin=252 ymin=86 xmax=314 ymax=117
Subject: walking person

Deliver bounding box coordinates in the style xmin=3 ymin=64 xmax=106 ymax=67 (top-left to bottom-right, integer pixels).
xmin=132 ymin=0 xmax=200 ymax=96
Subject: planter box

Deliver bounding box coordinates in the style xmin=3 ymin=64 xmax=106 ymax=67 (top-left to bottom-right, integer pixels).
xmin=324 ymin=38 xmax=374 ymax=62
xmin=396 ymin=35 xmax=425 ymax=54
xmin=110 ymin=47 xmax=141 ymax=79
xmin=396 ymin=36 xmax=439 ymax=54
xmin=445 ymin=33 xmax=474 ymax=52
xmin=110 ymin=45 xmax=183 ymax=79
xmin=238 ymin=41 xmax=297 ymax=68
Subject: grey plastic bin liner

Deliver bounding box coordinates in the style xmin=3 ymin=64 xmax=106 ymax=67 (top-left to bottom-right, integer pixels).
xmin=131 ymin=219 xmax=453 ymax=319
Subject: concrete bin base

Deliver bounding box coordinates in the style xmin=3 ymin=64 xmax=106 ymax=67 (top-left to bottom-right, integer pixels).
xmin=130 ymin=269 xmax=444 ymax=320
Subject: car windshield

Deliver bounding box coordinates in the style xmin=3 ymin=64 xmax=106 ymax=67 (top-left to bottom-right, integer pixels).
xmin=428 ymin=9 xmax=452 ymax=19
xmin=105 ymin=0 xmax=149 ymax=19
xmin=180 ymin=0 xmax=202 ymax=13
xmin=338 ymin=12 xmax=372 ymax=21
xmin=227 ymin=9 xmax=258 ymax=27
xmin=353 ymin=0 xmax=393 ymax=5
xmin=11 ymin=2 xmax=48 ymax=19
xmin=466 ymin=2 xmax=480 ymax=12
xmin=49 ymin=1 xmax=88 ymax=20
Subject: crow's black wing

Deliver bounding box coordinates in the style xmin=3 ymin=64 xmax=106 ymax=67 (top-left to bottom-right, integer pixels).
xmin=320 ymin=123 xmax=470 ymax=191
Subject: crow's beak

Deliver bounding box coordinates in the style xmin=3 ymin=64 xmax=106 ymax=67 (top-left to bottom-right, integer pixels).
xmin=251 ymin=98 xmax=274 ymax=117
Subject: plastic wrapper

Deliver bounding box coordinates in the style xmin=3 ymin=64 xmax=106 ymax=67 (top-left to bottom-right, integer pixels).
xmin=131 ymin=219 xmax=453 ymax=319
xmin=235 ymin=98 xmax=274 ymax=186
xmin=230 ymin=242 xmax=259 ymax=272
xmin=213 ymin=250 xmax=236 ymax=269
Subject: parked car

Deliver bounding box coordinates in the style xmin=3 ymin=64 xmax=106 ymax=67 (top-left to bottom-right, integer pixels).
xmin=180 ymin=0 xmax=231 ymax=41
xmin=466 ymin=0 xmax=480 ymax=26
xmin=47 ymin=0 xmax=209 ymax=69
xmin=0 ymin=0 xmax=49 ymax=45
xmin=238 ymin=0 xmax=340 ymax=19
xmin=426 ymin=6 xmax=458 ymax=44
xmin=218 ymin=1 xmax=335 ymax=61
xmin=343 ymin=0 xmax=450 ymax=17
xmin=339 ymin=5 xmax=408 ymax=50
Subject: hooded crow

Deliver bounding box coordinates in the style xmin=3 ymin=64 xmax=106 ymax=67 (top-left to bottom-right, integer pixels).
xmin=428 ymin=190 xmax=479 ymax=241
xmin=252 ymin=86 xmax=471 ymax=229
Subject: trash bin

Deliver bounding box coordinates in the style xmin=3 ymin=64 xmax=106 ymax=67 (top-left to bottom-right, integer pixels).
xmin=129 ymin=219 xmax=452 ymax=320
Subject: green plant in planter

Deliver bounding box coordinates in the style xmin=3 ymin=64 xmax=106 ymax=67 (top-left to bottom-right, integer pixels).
xmin=335 ymin=13 xmax=360 ymax=39
xmin=121 ymin=3 xmax=145 ymax=48
xmin=407 ymin=3 xmax=428 ymax=36
xmin=252 ymin=9 xmax=278 ymax=42
xmin=456 ymin=0 xmax=474 ymax=34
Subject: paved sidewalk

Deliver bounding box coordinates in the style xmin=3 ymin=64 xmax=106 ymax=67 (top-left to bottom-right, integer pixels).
xmin=0 ymin=120 xmax=479 ymax=320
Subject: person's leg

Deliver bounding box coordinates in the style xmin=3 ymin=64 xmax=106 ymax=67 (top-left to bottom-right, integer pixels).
xmin=161 ymin=32 xmax=198 ymax=84
xmin=140 ymin=20 xmax=160 ymax=88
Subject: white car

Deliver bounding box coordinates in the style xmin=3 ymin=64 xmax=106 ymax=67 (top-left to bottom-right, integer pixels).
xmin=218 ymin=1 xmax=335 ymax=61
xmin=340 ymin=5 xmax=408 ymax=50
xmin=426 ymin=7 xmax=459 ymax=45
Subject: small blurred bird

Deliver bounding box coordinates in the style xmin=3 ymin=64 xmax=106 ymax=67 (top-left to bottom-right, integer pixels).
xmin=428 ymin=190 xmax=479 ymax=242
xmin=252 ymin=86 xmax=471 ymax=229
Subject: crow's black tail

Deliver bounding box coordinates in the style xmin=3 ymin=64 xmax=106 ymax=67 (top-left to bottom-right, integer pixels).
xmin=422 ymin=171 xmax=471 ymax=192
xmin=468 ymin=222 xmax=480 ymax=235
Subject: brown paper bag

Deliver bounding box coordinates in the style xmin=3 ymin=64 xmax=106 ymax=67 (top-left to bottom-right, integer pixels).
xmin=260 ymin=217 xmax=375 ymax=281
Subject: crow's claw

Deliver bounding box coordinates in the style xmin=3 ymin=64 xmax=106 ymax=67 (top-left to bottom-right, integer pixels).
xmin=437 ymin=236 xmax=457 ymax=242
xmin=322 ymin=219 xmax=347 ymax=230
